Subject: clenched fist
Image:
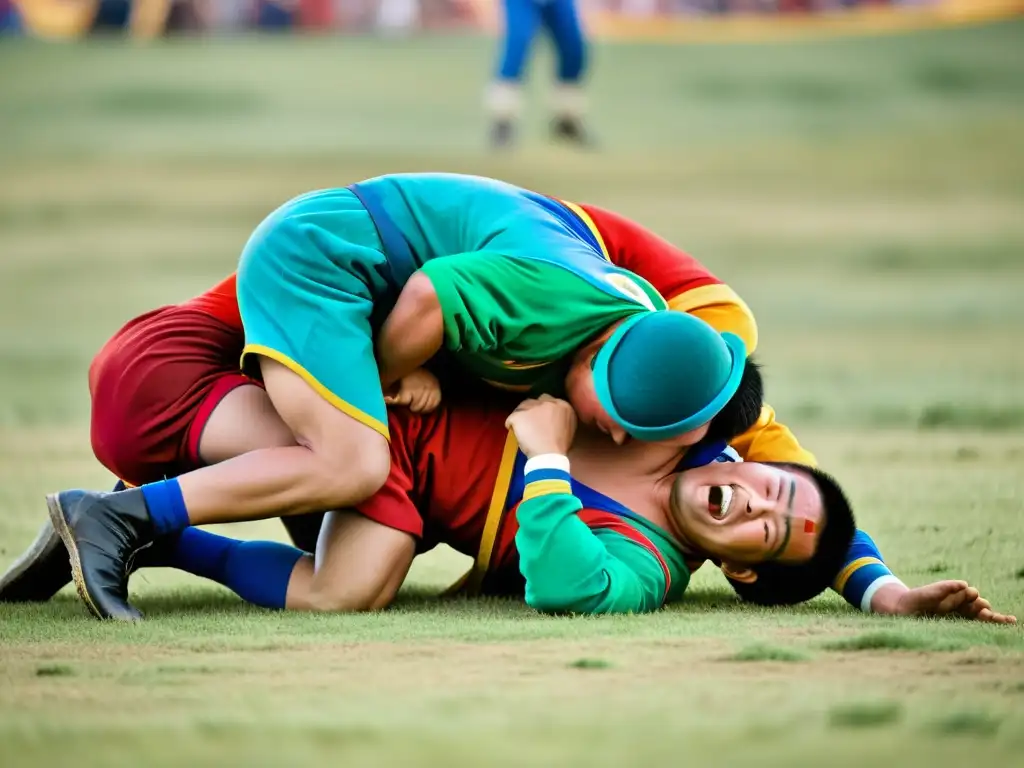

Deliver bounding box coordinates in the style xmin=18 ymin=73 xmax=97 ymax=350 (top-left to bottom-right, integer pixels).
xmin=504 ymin=395 xmax=577 ymax=458
xmin=383 ymin=368 xmax=442 ymax=413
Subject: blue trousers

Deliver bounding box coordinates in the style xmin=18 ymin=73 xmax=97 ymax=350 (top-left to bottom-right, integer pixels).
xmin=496 ymin=0 xmax=587 ymax=84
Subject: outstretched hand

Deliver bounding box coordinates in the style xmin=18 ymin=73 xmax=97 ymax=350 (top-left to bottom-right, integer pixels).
xmin=886 ymin=580 xmax=1016 ymax=624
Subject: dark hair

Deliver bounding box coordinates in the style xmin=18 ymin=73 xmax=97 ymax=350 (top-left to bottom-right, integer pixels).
xmin=704 ymin=357 xmax=763 ymax=443
xmin=728 ymin=463 xmax=856 ymax=606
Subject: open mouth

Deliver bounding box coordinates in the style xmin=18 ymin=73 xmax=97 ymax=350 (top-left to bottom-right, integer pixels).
xmin=708 ymin=485 xmax=734 ymax=520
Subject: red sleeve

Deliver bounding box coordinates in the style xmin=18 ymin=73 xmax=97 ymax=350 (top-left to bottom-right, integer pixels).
xmin=575 ymin=202 xmax=758 ymax=354
xmin=577 ymin=203 xmax=721 ymax=298
xmin=182 ymin=273 xmax=242 ymax=331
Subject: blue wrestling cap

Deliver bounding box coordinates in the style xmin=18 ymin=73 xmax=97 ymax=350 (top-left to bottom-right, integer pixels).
xmin=592 ymin=311 xmax=747 ymax=441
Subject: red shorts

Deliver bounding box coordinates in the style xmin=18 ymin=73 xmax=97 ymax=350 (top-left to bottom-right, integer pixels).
xmin=89 ymin=305 xmax=254 ymax=486
xmin=354 ymin=402 xmax=511 ymax=549
xmin=354 ymin=408 xmax=430 ymax=540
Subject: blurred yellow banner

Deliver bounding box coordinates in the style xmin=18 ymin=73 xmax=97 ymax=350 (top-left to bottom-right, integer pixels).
xmin=466 ymin=0 xmax=1024 ymax=43
xmin=13 ymin=0 xmax=171 ymax=38
xmin=610 ymin=0 xmax=1024 ymax=43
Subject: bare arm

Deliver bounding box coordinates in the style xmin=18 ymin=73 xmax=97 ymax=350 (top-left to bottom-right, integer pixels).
xmin=376 ymin=272 xmax=444 ymax=390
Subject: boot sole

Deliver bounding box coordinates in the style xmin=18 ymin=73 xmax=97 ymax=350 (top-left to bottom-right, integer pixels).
xmin=0 ymin=522 xmax=66 ymax=601
xmin=46 ymin=493 xmax=104 ymax=620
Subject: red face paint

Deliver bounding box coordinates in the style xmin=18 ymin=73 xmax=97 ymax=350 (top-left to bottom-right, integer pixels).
xmin=804 ymin=519 xmax=816 ymax=535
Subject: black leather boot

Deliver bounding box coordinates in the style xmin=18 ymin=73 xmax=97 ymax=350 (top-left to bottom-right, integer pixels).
xmin=46 ymin=487 xmax=157 ymax=621
xmin=1 ymin=480 xmax=127 ymax=603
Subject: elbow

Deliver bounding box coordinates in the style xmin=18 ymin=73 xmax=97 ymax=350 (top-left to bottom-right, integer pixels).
xmin=526 ymin=592 xmax=631 ymax=617
xmin=524 ymin=590 xmax=573 ymax=615
xmin=725 ymin=297 xmax=758 ymax=356
xmin=735 ymin=311 xmax=758 ymax=356
xmin=400 ymin=272 xmax=444 ymax=351
xmin=521 ymin=570 xmax=574 ymax=614
xmin=378 ymin=271 xmax=443 ymax=383
xmin=681 ymin=290 xmax=759 ymax=356
xmin=402 ymin=271 xmax=441 ymax=318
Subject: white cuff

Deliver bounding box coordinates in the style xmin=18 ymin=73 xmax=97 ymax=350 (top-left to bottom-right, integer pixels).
xmin=485 ymin=81 xmax=523 ymax=118
xmin=861 ymin=575 xmax=905 ymax=613
xmin=550 ymin=84 xmax=586 ymax=118
xmin=524 ymin=453 xmax=570 ymax=475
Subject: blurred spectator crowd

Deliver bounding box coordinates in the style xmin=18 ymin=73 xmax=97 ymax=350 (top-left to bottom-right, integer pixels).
xmin=0 ymin=0 xmax=949 ymax=37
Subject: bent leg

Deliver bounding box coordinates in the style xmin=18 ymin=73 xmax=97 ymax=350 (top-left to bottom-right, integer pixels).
xmin=185 ymin=189 xmax=395 ymax=524
xmin=177 ymin=358 xmax=391 ymax=525
xmin=135 ymin=512 xmax=412 ymax=613
xmin=49 ymin=192 xmax=398 ymax=619
xmin=197 ymin=382 xmax=326 ymax=551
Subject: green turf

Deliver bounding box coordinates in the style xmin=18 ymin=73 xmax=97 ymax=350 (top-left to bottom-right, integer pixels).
xmin=828 ymin=700 xmax=904 ymax=730
xmin=2 ymin=21 xmax=1024 ymax=767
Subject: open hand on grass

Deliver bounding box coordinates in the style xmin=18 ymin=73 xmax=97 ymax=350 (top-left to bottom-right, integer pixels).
xmin=874 ymin=580 xmax=1017 ymax=624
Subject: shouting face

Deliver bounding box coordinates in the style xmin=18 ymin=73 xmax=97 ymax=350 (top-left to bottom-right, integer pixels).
xmin=666 ymin=461 xmax=825 ymax=567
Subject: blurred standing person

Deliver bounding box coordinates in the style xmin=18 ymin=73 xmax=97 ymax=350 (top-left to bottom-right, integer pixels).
xmin=484 ymin=0 xmax=592 ymax=149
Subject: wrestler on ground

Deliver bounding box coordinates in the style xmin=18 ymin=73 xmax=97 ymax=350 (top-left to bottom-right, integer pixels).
xmin=191 ymin=396 xmax=1014 ymax=621
xmin=4 ymin=396 xmax=1013 ymax=623
xmin=42 ymin=173 xmax=761 ymax=621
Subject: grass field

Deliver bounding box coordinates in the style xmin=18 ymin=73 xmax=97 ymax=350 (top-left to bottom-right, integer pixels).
xmin=2 ymin=20 xmax=1024 ymax=767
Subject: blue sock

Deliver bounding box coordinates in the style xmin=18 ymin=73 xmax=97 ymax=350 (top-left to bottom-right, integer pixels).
xmin=170 ymin=528 xmax=304 ymax=610
xmin=139 ymin=478 xmax=190 ymax=536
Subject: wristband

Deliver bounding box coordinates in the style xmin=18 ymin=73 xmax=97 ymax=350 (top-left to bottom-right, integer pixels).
xmin=862 ymin=575 xmax=905 ymax=613
xmin=522 ymin=453 xmax=572 ymax=502
xmin=524 ymin=453 xmax=570 ymax=475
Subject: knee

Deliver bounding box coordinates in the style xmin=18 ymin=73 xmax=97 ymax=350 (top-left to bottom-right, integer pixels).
xmin=304 ymin=592 xmax=372 ymax=613
xmin=344 ymin=441 xmax=391 ymax=500
xmin=311 ymin=439 xmax=391 ymax=508
xmin=304 ymin=581 xmax=390 ymax=613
